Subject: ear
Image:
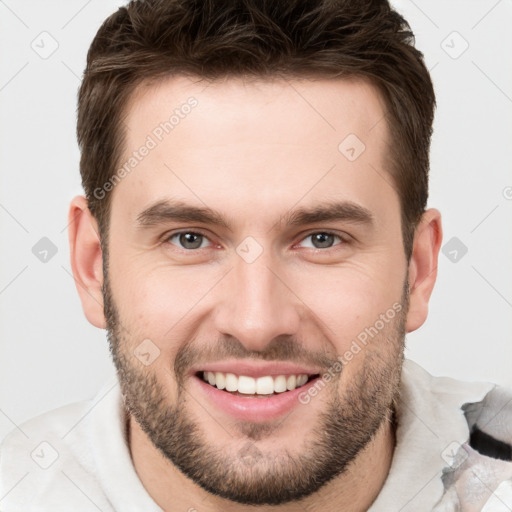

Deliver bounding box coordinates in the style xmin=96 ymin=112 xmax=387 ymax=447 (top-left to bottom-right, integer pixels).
xmin=406 ymin=208 xmax=443 ymax=333
xmin=68 ymin=195 xmax=106 ymax=329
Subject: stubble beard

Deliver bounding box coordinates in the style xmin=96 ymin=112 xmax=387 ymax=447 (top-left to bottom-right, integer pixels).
xmin=102 ymin=264 xmax=407 ymax=505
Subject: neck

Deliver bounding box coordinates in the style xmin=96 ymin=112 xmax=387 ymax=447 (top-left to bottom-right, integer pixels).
xmin=128 ymin=409 xmax=396 ymax=512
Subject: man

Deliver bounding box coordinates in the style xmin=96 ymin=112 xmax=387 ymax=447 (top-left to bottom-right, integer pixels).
xmin=1 ymin=0 xmax=511 ymax=510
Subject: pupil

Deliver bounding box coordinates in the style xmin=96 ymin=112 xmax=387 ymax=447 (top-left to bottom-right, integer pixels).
xmin=314 ymin=233 xmax=333 ymax=248
xmin=181 ymin=233 xmax=202 ymax=249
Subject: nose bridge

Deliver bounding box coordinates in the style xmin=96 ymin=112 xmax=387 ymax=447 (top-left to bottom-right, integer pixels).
xmin=213 ymin=244 xmax=300 ymax=351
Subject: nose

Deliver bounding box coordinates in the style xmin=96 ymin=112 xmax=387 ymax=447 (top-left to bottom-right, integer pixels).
xmin=212 ymin=246 xmax=301 ymax=352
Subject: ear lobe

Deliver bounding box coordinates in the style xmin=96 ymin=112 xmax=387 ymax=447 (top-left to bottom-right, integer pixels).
xmin=406 ymin=208 xmax=443 ymax=333
xmin=68 ymin=195 xmax=106 ymax=329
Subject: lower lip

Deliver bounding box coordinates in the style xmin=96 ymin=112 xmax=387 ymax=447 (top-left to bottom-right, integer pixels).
xmin=193 ymin=375 xmax=319 ymax=422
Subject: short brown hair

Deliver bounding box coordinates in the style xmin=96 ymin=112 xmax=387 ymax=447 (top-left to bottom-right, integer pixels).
xmin=77 ymin=0 xmax=435 ymax=259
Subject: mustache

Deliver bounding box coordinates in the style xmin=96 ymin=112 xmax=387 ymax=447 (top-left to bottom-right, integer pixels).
xmin=174 ymin=335 xmax=339 ymax=383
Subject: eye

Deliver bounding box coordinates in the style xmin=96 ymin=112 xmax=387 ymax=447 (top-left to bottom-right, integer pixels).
xmin=166 ymin=231 xmax=212 ymax=250
xmin=298 ymin=231 xmax=345 ymax=250
xmin=164 ymin=230 xmax=348 ymax=252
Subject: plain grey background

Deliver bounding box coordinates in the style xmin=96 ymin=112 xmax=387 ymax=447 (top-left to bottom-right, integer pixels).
xmin=1 ymin=0 xmax=511 ymax=443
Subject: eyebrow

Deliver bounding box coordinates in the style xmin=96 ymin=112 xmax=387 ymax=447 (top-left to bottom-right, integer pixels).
xmin=135 ymin=199 xmax=374 ymax=231
xmin=283 ymin=201 xmax=373 ymax=228
xmin=136 ymin=200 xmax=232 ymax=230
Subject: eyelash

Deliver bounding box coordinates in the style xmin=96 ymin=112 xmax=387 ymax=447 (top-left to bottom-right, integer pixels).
xmin=163 ymin=229 xmax=350 ymax=252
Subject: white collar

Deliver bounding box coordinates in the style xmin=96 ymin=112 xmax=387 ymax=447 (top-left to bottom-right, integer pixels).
xmin=369 ymin=358 xmax=495 ymax=511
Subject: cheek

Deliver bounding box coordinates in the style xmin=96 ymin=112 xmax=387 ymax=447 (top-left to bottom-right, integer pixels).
xmin=292 ymin=264 xmax=405 ymax=349
xmin=109 ymin=260 xmax=221 ymax=346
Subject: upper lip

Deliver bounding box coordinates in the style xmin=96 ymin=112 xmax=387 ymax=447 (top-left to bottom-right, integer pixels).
xmin=192 ymin=360 xmax=322 ymax=379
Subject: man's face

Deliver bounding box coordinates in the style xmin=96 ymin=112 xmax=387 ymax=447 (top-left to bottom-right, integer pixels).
xmin=103 ymin=76 xmax=409 ymax=504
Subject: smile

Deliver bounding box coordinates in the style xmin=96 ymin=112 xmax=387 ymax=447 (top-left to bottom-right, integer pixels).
xmin=200 ymin=371 xmax=317 ymax=396
xmin=192 ymin=363 xmax=323 ymax=422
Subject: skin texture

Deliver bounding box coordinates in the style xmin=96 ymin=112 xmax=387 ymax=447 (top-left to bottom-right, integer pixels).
xmin=68 ymin=76 xmax=442 ymax=511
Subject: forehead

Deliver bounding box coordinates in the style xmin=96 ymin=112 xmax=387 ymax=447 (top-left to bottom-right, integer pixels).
xmin=113 ymin=74 xmax=397 ymax=232
xmin=125 ymin=74 xmax=388 ymax=150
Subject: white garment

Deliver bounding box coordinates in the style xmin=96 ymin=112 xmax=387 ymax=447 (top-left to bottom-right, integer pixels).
xmin=1 ymin=359 xmax=512 ymax=511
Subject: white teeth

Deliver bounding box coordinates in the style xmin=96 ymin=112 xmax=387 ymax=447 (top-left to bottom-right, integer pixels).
xmin=256 ymin=376 xmax=274 ymax=395
xmin=274 ymin=375 xmax=287 ymax=393
xmin=297 ymin=375 xmax=308 ymax=387
xmin=225 ymin=373 xmax=238 ymax=392
xmin=215 ymin=372 xmax=226 ymax=390
xmin=201 ymin=371 xmax=311 ymax=395
xmin=286 ymin=375 xmax=296 ymax=391
xmin=238 ymin=375 xmax=256 ymax=394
